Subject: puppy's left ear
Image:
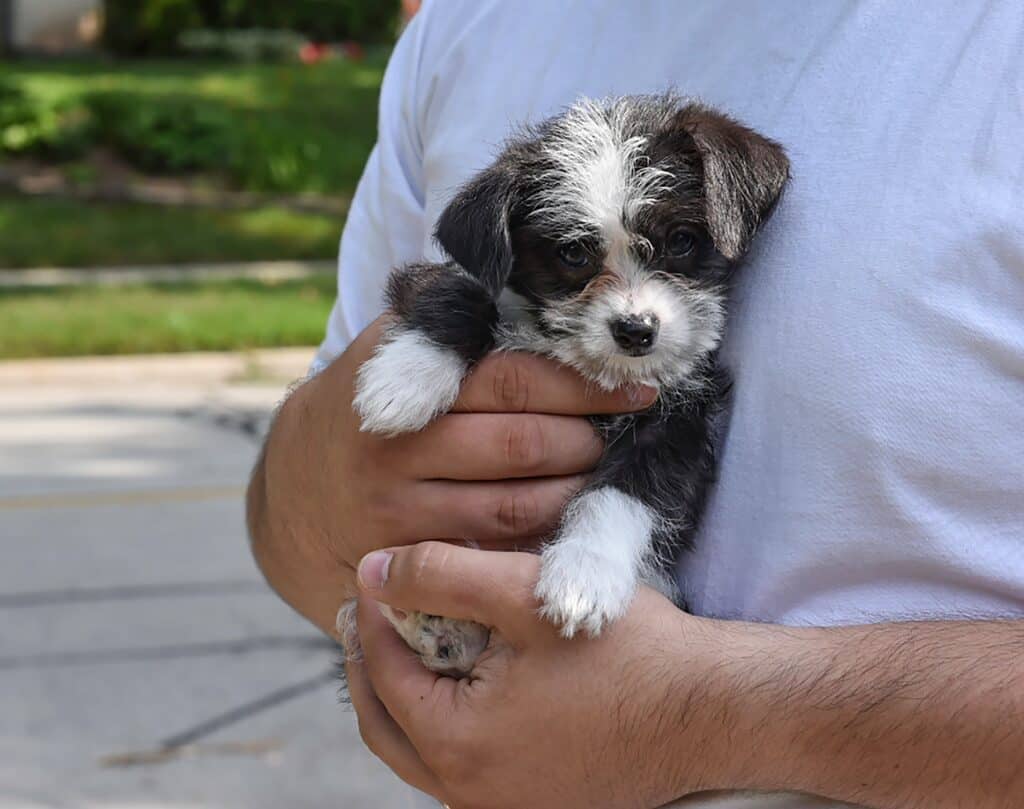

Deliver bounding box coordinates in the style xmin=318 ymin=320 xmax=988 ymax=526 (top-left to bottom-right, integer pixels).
xmin=676 ymin=104 xmax=790 ymax=261
xmin=434 ymin=161 xmax=519 ymax=299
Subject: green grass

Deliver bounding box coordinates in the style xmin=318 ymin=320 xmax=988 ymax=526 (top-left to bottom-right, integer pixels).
xmin=1 ymin=57 xmax=385 ymax=193
xmin=0 ymin=194 xmax=341 ymax=268
xmin=0 ymin=276 xmax=336 ymax=358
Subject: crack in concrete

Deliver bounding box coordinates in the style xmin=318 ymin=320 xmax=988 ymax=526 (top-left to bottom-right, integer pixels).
xmin=0 ymin=580 xmax=269 ymax=608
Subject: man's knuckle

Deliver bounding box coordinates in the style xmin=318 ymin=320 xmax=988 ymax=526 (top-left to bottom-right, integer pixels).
xmin=504 ymin=415 xmax=547 ymax=472
xmin=405 ymin=540 xmax=446 ymax=589
xmin=494 ymin=489 xmax=541 ymax=537
xmin=492 ymin=355 xmax=531 ymax=411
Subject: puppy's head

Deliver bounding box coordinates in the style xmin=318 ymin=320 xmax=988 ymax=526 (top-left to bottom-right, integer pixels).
xmin=435 ymin=95 xmax=789 ymax=389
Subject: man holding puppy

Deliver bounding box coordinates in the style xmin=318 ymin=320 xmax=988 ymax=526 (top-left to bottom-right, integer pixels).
xmin=247 ymin=1 xmax=1024 ymax=807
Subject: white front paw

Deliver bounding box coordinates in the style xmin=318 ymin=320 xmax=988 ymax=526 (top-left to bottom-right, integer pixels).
xmin=535 ymin=542 xmax=637 ymax=638
xmin=353 ymin=330 xmax=466 ymax=436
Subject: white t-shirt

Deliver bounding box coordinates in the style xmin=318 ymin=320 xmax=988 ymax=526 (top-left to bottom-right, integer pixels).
xmin=313 ymin=2 xmax=1024 ymax=806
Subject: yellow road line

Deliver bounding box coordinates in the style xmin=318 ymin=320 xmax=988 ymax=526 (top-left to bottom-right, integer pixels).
xmin=0 ymin=484 xmax=246 ymax=511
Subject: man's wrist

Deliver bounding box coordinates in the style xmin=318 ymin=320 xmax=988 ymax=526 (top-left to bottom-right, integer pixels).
xmin=658 ymin=616 xmax=831 ymax=797
xmin=667 ymin=618 xmax=1024 ymax=809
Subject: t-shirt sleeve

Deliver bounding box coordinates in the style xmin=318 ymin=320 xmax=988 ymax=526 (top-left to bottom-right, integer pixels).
xmin=309 ymin=10 xmax=432 ymax=375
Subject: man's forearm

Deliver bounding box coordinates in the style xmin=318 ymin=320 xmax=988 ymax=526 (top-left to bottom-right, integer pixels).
xmin=246 ymin=371 xmax=354 ymax=637
xmin=682 ymin=618 xmax=1024 ymax=808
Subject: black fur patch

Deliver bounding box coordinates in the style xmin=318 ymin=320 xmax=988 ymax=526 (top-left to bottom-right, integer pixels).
xmin=589 ymin=361 xmax=733 ymax=589
xmin=433 ymin=163 xmax=520 ymax=299
xmin=386 ymin=262 xmax=499 ymax=364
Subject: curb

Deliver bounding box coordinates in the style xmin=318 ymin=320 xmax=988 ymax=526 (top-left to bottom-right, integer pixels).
xmin=0 ymin=347 xmax=317 ymax=387
xmin=0 ymin=260 xmax=336 ymax=289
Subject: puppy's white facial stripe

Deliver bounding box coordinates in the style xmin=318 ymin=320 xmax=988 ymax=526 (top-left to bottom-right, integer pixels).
xmin=531 ymin=98 xmax=675 ymax=245
xmin=535 ymin=486 xmax=657 ymax=637
xmin=353 ymin=329 xmax=465 ymax=436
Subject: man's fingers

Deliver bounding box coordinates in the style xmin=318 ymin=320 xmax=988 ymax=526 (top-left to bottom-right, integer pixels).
xmin=357 ymin=542 xmax=541 ymax=638
xmin=401 ymin=412 xmax=603 ymax=481
xmin=409 ymin=475 xmax=584 ymax=547
xmin=355 ymin=594 xmax=459 ymax=729
xmin=345 ymin=655 xmax=444 ymax=798
xmin=452 ymin=351 xmax=657 ymax=415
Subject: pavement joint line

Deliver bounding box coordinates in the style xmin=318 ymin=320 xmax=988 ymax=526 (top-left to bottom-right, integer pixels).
xmin=0 ymin=635 xmax=334 ymax=670
xmin=0 ymin=580 xmax=269 ymax=608
xmin=0 ymin=483 xmax=246 ymax=511
xmin=157 ymin=668 xmax=338 ymax=752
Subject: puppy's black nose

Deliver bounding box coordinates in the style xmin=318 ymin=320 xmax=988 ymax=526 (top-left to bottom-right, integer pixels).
xmin=611 ymin=315 xmax=659 ymax=354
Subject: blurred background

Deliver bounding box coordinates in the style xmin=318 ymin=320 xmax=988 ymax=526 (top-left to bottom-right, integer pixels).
xmin=1 ymin=1 xmax=418 ymax=806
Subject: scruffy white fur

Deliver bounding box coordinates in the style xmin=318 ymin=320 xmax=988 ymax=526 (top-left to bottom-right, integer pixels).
xmin=353 ymin=329 xmax=466 ymax=436
xmin=536 ymin=487 xmax=659 ymax=638
xmin=531 ymin=99 xmax=676 ymax=242
xmin=540 ymin=272 xmax=725 ymax=391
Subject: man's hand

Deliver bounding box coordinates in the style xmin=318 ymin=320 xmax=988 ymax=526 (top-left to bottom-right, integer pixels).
xmin=347 ymin=542 xmax=721 ymax=809
xmin=349 ymin=542 xmax=1024 ymax=809
xmin=246 ymin=317 xmax=656 ymax=636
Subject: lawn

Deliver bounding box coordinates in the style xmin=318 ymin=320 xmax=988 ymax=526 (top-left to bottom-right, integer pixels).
xmin=0 ymin=275 xmax=336 ymax=359
xmin=0 ymin=194 xmax=341 ymax=268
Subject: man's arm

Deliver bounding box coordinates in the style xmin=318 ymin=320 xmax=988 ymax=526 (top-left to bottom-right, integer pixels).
xmin=246 ymin=318 xmax=655 ymax=637
xmin=708 ymin=617 xmax=1024 ymax=808
xmin=347 ymin=542 xmax=1024 ymax=809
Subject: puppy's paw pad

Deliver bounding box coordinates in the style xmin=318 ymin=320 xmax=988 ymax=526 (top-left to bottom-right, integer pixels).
xmin=383 ymin=609 xmax=490 ymax=677
xmin=353 ymin=331 xmax=466 ymax=436
xmin=535 ymin=545 xmax=636 ymax=638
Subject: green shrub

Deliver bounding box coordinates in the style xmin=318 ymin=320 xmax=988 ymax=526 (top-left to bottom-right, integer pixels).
xmin=0 ymin=79 xmax=93 ymax=159
xmin=0 ymin=60 xmax=383 ymax=193
xmin=102 ymin=0 xmax=399 ymax=56
xmin=86 ymin=91 xmax=234 ymax=173
xmin=103 ymin=0 xmax=204 ymax=56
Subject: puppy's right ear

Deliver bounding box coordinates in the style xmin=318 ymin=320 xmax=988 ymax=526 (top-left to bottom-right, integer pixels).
xmin=434 ymin=162 xmax=518 ymax=299
xmin=674 ymin=104 xmax=790 ymax=262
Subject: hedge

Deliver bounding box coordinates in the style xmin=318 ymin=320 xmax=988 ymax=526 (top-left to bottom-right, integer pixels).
xmin=102 ymin=0 xmax=400 ymax=56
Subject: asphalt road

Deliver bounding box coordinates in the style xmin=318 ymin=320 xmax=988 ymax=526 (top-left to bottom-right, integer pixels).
xmin=0 ymin=350 xmax=411 ymax=809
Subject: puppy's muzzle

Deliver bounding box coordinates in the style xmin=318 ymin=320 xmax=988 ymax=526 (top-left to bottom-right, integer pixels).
xmin=611 ymin=314 xmax=659 ymax=356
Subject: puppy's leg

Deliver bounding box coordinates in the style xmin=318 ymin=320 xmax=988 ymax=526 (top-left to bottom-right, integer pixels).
xmin=354 ymin=262 xmax=498 ymax=436
xmin=535 ymin=403 xmax=719 ymax=637
xmin=535 ymin=485 xmax=662 ymax=638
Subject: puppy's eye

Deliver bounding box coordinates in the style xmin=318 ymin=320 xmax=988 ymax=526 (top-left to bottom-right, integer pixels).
xmin=557 ymin=242 xmax=589 ymax=268
xmin=665 ymin=228 xmax=696 ymax=258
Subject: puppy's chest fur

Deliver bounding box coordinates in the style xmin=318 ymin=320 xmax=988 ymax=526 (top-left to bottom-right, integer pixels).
xmin=590 ymin=376 xmax=729 ymax=560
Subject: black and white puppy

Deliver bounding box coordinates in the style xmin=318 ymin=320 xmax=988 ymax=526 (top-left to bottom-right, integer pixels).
xmin=339 ymin=94 xmax=788 ymax=676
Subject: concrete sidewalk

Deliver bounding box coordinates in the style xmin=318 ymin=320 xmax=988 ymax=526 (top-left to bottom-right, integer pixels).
xmin=0 ymin=350 xmax=410 ymax=809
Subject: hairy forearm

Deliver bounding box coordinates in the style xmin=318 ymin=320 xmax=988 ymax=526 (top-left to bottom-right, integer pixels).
xmin=246 ymin=370 xmax=353 ymax=637
xmin=680 ymin=618 xmax=1024 ymax=808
